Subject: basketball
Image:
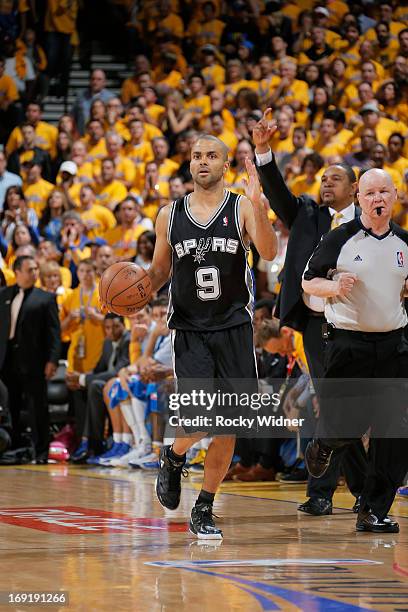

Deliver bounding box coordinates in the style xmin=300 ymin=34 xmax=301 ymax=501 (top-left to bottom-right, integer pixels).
xmin=99 ymin=262 xmax=152 ymax=316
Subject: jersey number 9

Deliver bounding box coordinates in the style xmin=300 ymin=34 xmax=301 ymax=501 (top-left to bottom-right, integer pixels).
xmin=195 ymin=266 xmax=221 ymax=301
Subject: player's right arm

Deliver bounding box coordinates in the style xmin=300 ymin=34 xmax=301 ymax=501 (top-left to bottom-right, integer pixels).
xmin=148 ymin=205 xmax=172 ymax=293
xmin=253 ymin=108 xmax=302 ymax=229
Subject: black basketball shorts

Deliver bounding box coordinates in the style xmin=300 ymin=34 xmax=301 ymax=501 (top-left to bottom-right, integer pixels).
xmin=169 ymin=323 xmax=258 ymax=434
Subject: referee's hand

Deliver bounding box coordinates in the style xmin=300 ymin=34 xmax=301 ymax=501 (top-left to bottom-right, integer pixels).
xmin=335 ymin=273 xmax=358 ymax=297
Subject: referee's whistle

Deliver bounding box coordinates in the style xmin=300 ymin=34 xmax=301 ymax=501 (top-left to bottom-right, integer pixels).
xmin=375 ymin=207 xmax=383 ymax=216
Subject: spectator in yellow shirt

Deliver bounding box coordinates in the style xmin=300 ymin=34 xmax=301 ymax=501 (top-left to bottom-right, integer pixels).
xmin=78 ymin=184 xmax=116 ymax=240
xmin=373 ymin=21 xmax=400 ymax=69
xmin=151 ymin=137 xmax=180 ymax=182
xmin=349 ymin=102 xmax=407 ymax=151
xmin=269 ymin=109 xmax=295 ymax=163
xmin=268 ymin=60 xmax=309 ymax=113
xmin=83 ymin=119 xmax=107 ymax=163
xmin=186 ymin=1 xmax=225 ymax=49
xmin=93 ymin=131 xmax=135 ymax=190
xmin=104 ymin=195 xmax=153 ymax=260
xmin=209 ymin=112 xmax=238 ymax=156
xmin=120 ymin=55 xmax=152 ymax=105
xmin=184 ymin=73 xmax=211 ymax=120
xmin=156 ymin=0 xmax=184 ymax=39
xmin=257 ymin=54 xmax=281 ymax=105
xmin=225 ymin=139 xmax=254 ymax=196
xmin=6 ymin=122 xmax=52 ymax=182
xmin=142 ymin=86 xmax=166 ymax=126
xmin=200 ymin=45 xmax=226 ymax=87
xmin=387 ymin=132 xmax=408 ymax=179
xmin=6 ymin=101 xmax=58 ymax=158
xmin=0 ymin=57 xmax=19 ymax=144
xmin=94 ymin=244 xmax=115 ymax=279
xmin=103 ymin=97 xmax=130 ymax=142
xmin=60 ymin=258 xmax=105 ymax=373
xmin=23 ymin=161 xmax=54 ymax=216
xmin=369 ymin=141 xmax=404 ymax=193
xmin=289 ymin=152 xmax=324 ymax=202
xmin=36 ymin=239 xmax=72 ymax=289
xmin=312 ymin=116 xmax=346 ymax=161
xmin=376 ymin=79 xmax=408 ymax=123
xmin=124 ymin=119 xmax=154 ymax=165
xmin=93 ymin=158 xmax=128 ymax=211
xmin=58 ymin=211 xmax=92 ymax=286
xmin=207 ymin=89 xmax=235 ymax=133
xmin=139 ymin=161 xmax=170 ymax=220
xmin=69 ymin=140 xmax=95 ymax=184
xmin=221 ymin=58 xmax=259 ymax=108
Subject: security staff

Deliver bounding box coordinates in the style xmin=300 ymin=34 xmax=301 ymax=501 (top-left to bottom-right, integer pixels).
xmin=253 ymin=109 xmax=366 ymax=517
xmin=303 ymin=168 xmax=408 ymax=533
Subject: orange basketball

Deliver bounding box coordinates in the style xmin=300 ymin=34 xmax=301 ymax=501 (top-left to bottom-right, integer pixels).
xmin=99 ymin=262 xmax=152 ymax=316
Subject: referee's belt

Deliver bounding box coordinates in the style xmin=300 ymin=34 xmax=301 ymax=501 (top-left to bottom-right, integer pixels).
xmin=324 ymin=324 xmax=404 ymax=341
xmin=307 ymin=309 xmax=325 ymax=318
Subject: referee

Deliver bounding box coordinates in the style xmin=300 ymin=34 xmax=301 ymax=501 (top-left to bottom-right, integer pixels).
xmin=303 ymin=168 xmax=408 ymax=533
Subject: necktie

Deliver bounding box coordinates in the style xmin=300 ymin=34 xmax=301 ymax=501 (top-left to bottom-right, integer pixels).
xmin=331 ymin=212 xmax=344 ymax=229
xmin=107 ymin=342 xmax=118 ymax=371
xmin=9 ymin=288 xmax=24 ymax=340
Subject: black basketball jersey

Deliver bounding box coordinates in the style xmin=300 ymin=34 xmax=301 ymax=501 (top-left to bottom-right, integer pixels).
xmin=167 ymin=189 xmax=254 ymax=331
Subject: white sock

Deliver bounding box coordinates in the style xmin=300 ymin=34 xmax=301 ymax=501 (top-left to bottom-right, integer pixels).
xmin=130 ymin=397 xmax=151 ymax=446
xmin=122 ymin=433 xmax=133 ymax=446
xmin=113 ymin=433 xmax=122 ymax=443
xmin=120 ymin=401 xmax=140 ymax=443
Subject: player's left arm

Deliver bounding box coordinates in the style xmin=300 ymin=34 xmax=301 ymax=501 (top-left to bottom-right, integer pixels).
xmin=240 ymin=158 xmax=277 ymax=261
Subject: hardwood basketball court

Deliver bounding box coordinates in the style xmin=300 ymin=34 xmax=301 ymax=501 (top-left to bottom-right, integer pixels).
xmin=0 ymin=464 xmax=406 ymax=611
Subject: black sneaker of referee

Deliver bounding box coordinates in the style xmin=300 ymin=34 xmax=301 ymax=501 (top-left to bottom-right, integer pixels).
xmin=156 ymin=445 xmax=187 ymax=510
xmin=190 ymin=503 xmax=223 ymax=539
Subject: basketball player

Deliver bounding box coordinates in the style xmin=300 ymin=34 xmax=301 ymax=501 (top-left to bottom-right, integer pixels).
xmin=147 ymin=134 xmax=277 ymax=538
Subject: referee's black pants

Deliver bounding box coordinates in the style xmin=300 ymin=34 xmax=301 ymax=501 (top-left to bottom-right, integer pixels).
xmin=317 ymin=327 xmax=408 ymax=519
xmin=303 ymin=314 xmax=367 ymax=501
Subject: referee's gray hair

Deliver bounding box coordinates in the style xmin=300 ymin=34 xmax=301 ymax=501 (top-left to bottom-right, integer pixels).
xmin=191 ymin=134 xmax=230 ymax=161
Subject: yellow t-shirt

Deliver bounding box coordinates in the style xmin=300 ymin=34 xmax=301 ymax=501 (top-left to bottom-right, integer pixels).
xmin=215 ymin=129 xmax=238 ymax=156
xmin=84 ymin=138 xmax=108 ymax=163
xmin=124 ymin=141 xmax=154 ymax=165
xmin=184 ymin=94 xmax=211 ymax=118
xmin=6 ymin=121 xmax=58 ymax=157
xmin=0 ymin=74 xmax=19 ymax=103
xmin=93 ymin=180 xmax=128 ymax=210
xmin=186 ymin=18 xmax=225 ymax=47
xmin=289 ymin=174 xmax=321 ymax=201
xmin=224 ymin=168 xmax=247 ymax=196
xmin=44 ymin=0 xmax=78 ymax=34
xmin=79 ymin=204 xmax=117 ymax=239
xmin=24 ymin=178 xmax=54 ymax=216
xmin=221 ymin=80 xmax=259 ymax=107
xmin=93 ymin=155 xmax=136 ymax=185
xmin=61 ymin=285 xmax=105 ymax=373
xmin=202 ymin=64 xmax=226 ymax=87
xmin=121 ymin=77 xmax=140 ymax=105
xmin=312 ymin=138 xmax=346 ymax=161
xmin=145 ymin=103 xmax=166 ymax=125
xmin=103 ymin=223 xmax=148 ymax=259
xmin=158 ymin=13 xmax=184 ymax=38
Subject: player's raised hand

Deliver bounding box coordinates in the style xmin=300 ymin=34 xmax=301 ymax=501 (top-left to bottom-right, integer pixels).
xmin=252 ymin=108 xmax=277 ymax=153
xmin=243 ymin=157 xmax=267 ymax=210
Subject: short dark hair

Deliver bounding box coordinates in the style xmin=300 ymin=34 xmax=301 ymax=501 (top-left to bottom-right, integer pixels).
xmin=104 ymin=312 xmax=124 ymax=323
xmin=330 ymin=162 xmax=357 ymax=183
xmin=189 ymin=73 xmax=205 ymax=85
xmin=388 ymin=132 xmax=405 ymax=145
xmin=151 ymin=295 xmax=169 ymax=308
xmin=13 ymin=255 xmax=35 ymax=272
xmin=324 ymin=109 xmax=346 ymax=126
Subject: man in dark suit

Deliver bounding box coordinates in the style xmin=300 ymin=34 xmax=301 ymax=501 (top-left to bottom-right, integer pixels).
xmin=67 ymin=313 xmax=130 ymax=463
xmin=254 ymin=110 xmax=367 ymax=516
xmin=0 ymin=255 xmax=61 ymax=463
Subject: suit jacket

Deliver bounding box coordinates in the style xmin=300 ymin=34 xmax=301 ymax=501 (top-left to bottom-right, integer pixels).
xmin=0 ymin=285 xmax=61 ymax=375
xmin=85 ymin=330 xmax=130 ymax=386
xmin=258 ymin=155 xmax=360 ymax=331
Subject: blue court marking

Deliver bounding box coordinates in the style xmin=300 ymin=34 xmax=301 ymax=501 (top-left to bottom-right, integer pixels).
xmin=147 ymin=562 xmax=374 ymax=611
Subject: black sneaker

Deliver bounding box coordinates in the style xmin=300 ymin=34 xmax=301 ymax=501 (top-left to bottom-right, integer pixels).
xmin=156 ymin=445 xmax=187 ymax=510
xmin=278 ymin=468 xmax=308 ymax=483
xmin=189 ymin=503 xmax=223 ymax=540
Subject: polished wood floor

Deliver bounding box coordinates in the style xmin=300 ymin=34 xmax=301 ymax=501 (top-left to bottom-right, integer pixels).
xmin=0 ymin=464 xmax=406 ymax=611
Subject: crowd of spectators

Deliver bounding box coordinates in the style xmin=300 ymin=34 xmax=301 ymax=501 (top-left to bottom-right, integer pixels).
xmin=0 ymin=0 xmax=407 ymax=489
